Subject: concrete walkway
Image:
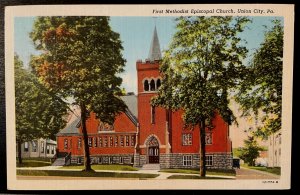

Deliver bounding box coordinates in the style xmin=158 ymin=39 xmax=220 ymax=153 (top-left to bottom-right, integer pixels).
xmin=17 ymin=166 xmax=235 ymax=180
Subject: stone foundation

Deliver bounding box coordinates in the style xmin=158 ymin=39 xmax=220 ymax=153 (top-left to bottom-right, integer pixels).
xmin=71 ymin=152 xmax=232 ymax=169
xmin=161 ymin=153 xmax=232 ymax=169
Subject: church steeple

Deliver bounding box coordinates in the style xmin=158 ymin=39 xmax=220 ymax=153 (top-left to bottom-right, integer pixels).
xmin=148 ymin=26 xmax=162 ymax=61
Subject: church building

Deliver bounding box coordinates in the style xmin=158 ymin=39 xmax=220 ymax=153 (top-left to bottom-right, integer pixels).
xmin=56 ymin=26 xmax=233 ymax=169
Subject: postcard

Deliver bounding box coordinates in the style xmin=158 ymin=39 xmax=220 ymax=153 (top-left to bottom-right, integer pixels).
xmin=5 ymin=4 xmax=294 ymax=190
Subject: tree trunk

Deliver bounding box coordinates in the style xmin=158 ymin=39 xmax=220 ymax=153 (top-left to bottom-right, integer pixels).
xmin=17 ymin=140 xmax=22 ymax=164
xmin=80 ymin=102 xmax=92 ymax=171
xmin=199 ymin=119 xmax=206 ymax=177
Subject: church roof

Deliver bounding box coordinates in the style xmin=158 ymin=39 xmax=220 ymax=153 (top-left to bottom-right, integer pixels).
xmin=121 ymin=95 xmax=138 ymax=126
xmin=56 ymin=117 xmax=80 ymax=136
xmin=148 ymin=26 xmax=162 ymax=61
xmin=57 ymin=95 xmax=138 ymax=135
xmin=120 ymin=95 xmax=137 ymax=118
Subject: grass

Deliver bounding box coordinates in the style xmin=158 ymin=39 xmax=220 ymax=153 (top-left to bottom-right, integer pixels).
xmin=17 ymin=160 xmax=51 ymax=167
xmin=20 ymin=157 xmax=53 ymax=162
xmin=17 ymin=170 xmax=159 ymax=179
xmin=60 ymin=164 xmax=138 ymax=171
xmin=167 ymin=175 xmax=233 ymax=179
xmin=242 ymin=164 xmax=281 ymax=175
xmin=160 ymin=168 xmax=236 ymax=176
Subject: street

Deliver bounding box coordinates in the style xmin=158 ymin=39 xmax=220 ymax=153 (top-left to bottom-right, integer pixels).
xmin=235 ymin=167 xmax=280 ymax=180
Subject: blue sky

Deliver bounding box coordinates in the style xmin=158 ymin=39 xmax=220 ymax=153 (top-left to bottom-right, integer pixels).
xmin=14 ymin=16 xmax=282 ymax=94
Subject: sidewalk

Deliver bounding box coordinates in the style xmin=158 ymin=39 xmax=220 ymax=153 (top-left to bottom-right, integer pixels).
xmin=17 ymin=166 xmax=236 ymax=180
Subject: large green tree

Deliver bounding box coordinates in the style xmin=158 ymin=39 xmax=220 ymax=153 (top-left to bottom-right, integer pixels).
xmin=238 ymin=136 xmax=264 ymax=166
xmin=15 ymin=55 xmax=68 ymax=164
xmin=235 ymin=20 xmax=283 ymax=139
xmin=152 ymin=16 xmax=250 ymax=177
xmin=30 ymin=16 xmax=127 ymax=171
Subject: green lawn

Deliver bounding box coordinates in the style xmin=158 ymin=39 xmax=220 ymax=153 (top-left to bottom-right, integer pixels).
xmin=167 ymin=175 xmax=233 ymax=179
xmin=17 ymin=170 xmax=159 ymax=179
xmin=242 ymin=164 xmax=281 ymax=175
xmin=160 ymin=168 xmax=236 ymax=176
xmin=60 ymin=164 xmax=139 ymax=171
xmin=17 ymin=160 xmax=51 ymax=167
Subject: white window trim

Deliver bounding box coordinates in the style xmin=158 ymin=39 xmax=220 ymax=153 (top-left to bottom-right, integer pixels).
xmin=206 ymin=155 xmax=213 ymax=166
xmin=183 ymin=155 xmax=192 ymax=166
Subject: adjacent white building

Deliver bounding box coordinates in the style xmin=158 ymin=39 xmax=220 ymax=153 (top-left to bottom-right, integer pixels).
xmin=17 ymin=138 xmax=57 ymax=159
xmin=268 ymin=130 xmax=281 ymax=167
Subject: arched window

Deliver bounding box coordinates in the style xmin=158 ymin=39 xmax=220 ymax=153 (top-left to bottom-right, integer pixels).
xmin=150 ymin=79 xmax=155 ymax=91
xmin=144 ymin=80 xmax=149 ymax=91
xmin=156 ymin=79 xmax=161 ymax=89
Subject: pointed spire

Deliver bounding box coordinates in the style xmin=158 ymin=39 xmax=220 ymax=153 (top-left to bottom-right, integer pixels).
xmin=148 ymin=26 xmax=162 ymax=61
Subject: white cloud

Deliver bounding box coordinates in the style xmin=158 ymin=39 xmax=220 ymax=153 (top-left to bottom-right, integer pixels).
xmin=121 ymin=71 xmax=137 ymax=95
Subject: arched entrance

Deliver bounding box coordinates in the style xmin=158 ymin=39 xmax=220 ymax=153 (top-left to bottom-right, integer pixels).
xmin=146 ymin=136 xmax=159 ymax=164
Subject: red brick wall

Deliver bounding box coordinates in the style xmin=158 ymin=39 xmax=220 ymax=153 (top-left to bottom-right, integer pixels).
xmin=170 ymin=110 xmax=231 ymax=153
xmin=136 ymin=60 xmax=231 ymax=155
xmin=137 ymin=60 xmax=167 ymax=155
xmin=57 ymin=112 xmax=136 ymax=155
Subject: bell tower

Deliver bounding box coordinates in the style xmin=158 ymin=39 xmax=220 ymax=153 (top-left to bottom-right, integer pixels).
xmin=136 ymin=25 xmax=168 ymax=165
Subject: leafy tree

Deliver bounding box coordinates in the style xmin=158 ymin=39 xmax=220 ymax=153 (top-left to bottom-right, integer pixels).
xmin=238 ymin=136 xmax=264 ymax=166
xmin=30 ymin=17 xmax=127 ymax=171
xmin=235 ymin=20 xmax=283 ymax=139
xmin=15 ymin=55 xmax=68 ymax=164
xmin=151 ymin=16 xmax=250 ymax=176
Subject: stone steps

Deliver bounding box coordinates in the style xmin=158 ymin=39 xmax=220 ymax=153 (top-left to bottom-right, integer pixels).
xmin=141 ymin=164 xmax=160 ymax=170
xmin=52 ymin=157 xmax=65 ymax=166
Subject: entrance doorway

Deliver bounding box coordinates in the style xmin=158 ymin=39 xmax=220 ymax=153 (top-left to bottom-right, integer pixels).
xmin=148 ymin=146 xmax=159 ymax=163
xmin=146 ymin=136 xmax=159 ymax=164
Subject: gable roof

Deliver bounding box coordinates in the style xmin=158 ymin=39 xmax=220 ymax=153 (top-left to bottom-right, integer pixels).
xmin=56 ymin=117 xmax=80 ymax=136
xmin=57 ymin=95 xmax=138 ymax=135
xmin=120 ymin=95 xmax=138 ymax=126
xmin=120 ymin=95 xmax=137 ymax=118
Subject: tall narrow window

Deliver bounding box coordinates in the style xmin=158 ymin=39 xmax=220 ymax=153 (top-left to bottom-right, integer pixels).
xmin=88 ymin=137 xmax=92 ymax=147
xmin=104 ymin=136 xmax=108 ymax=147
xmin=64 ymin=139 xmax=68 ymax=149
xmin=110 ymin=136 xmax=113 ymax=147
xmin=144 ymin=80 xmax=149 ymax=91
xmin=120 ymin=136 xmax=124 ymax=147
xmin=150 ymin=79 xmax=155 ymax=91
xmin=156 ymin=79 xmax=161 ymax=89
xmin=78 ymin=138 xmax=82 ymax=149
xmin=51 ymin=146 xmax=55 ymax=154
xmin=115 ymin=136 xmax=118 ymax=147
xmin=125 ymin=136 xmax=129 ymax=146
xmin=94 ymin=137 xmax=97 ymax=147
xmin=151 ymin=106 xmax=155 ymax=124
xmin=24 ymin=142 xmax=29 ymax=152
xmin=99 ymin=137 xmax=102 ymax=147
xmin=41 ymin=141 xmax=44 ymax=153
xmin=131 ymin=136 xmax=135 ymax=147
xmin=46 ymin=145 xmax=50 ymax=154
xmin=32 ymin=141 xmax=37 ymax=152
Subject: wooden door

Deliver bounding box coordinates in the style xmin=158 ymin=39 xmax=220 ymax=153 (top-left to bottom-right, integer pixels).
xmin=148 ymin=146 xmax=159 ymax=163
